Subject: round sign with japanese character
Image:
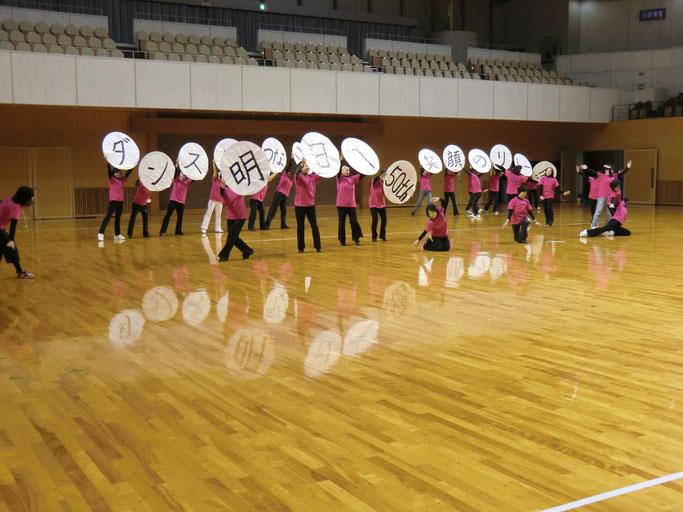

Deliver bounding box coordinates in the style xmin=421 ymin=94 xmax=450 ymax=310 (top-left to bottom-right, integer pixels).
xmin=532 ymin=161 xmax=557 ymax=181
xmin=490 ymin=144 xmax=512 ymax=168
xmin=383 ymin=160 xmax=418 ymax=204
xmin=261 ymin=137 xmax=288 ymax=173
xmin=138 ymin=151 xmax=175 ymax=192
xmin=301 ymin=132 xmax=340 ymax=178
xmin=442 ymin=145 xmax=466 ymax=171
xmin=341 ymin=138 xmax=381 ymax=176
xmin=213 ymin=138 xmax=237 ymax=176
xmin=418 ymin=148 xmax=443 ymax=174
xmin=102 ymin=131 xmax=140 ymax=170
xmin=177 ymin=142 xmax=209 ymax=181
xmin=468 ymin=148 xmax=492 ymax=174
xmin=292 ymin=142 xmax=303 ymax=164
xmin=221 ymin=141 xmax=271 ymax=196
xmin=514 ymin=153 xmax=533 ymax=177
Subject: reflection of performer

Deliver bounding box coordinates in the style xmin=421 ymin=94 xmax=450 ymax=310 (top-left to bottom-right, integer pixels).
xmin=160 ymin=164 xmax=191 ymax=236
xmin=200 ymin=163 xmax=224 ymax=234
xmin=501 ymin=185 xmax=542 ymax=244
xmin=580 ymin=198 xmax=631 ymax=238
xmin=411 ymin=167 xmax=432 ymax=215
xmin=498 ymin=164 xmax=527 ymax=202
xmin=218 ymin=183 xmax=254 ymax=262
xmin=336 ymin=163 xmax=364 ymax=246
xmin=295 ymin=160 xmax=322 ymax=253
xmin=98 ymin=163 xmax=133 ymax=241
xmin=127 ymin=180 xmax=151 ymax=238
xmin=0 ymin=186 xmax=34 ymax=279
xmin=442 ymin=170 xmax=459 ymax=216
xmin=369 ymin=170 xmax=387 ymax=242
xmin=577 ymin=161 xmax=630 ymax=229
xmin=463 ymin=168 xmax=486 ymax=219
xmin=538 ymin=168 xmax=570 ymax=226
xmin=264 ymin=158 xmax=295 ymax=230
xmin=412 ymin=197 xmax=450 ymax=251
xmin=483 ymin=165 xmax=503 ymax=214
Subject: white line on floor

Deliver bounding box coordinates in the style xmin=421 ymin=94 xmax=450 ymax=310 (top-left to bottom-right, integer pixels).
xmin=538 ymin=471 xmax=683 ymax=512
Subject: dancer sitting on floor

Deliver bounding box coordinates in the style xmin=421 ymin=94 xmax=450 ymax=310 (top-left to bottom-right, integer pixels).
xmin=580 ymin=197 xmax=630 ymax=238
xmin=412 ymin=197 xmax=450 ymax=252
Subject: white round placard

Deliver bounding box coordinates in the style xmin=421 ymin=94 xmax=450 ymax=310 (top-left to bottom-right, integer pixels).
xmin=383 ymin=160 xmax=417 ymax=204
xmin=490 ymin=144 xmax=513 ymax=168
xmin=213 ymin=138 xmax=237 ymax=175
xmin=261 ymin=137 xmax=287 ymax=173
xmin=102 ymin=132 xmax=140 ymax=170
xmin=418 ymin=148 xmax=443 ymax=174
xmin=177 ymin=142 xmax=209 ymax=180
xmin=532 ymin=161 xmax=557 ymax=181
xmin=292 ymin=142 xmax=303 ymax=164
xmin=514 ymin=153 xmax=533 ymax=177
xmin=138 ymin=151 xmax=175 ymax=192
xmin=301 ymin=132 xmax=340 ymax=178
xmin=442 ymin=145 xmax=466 ymax=171
xmin=468 ymin=148 xmax=492 ymax=174
xmin=341 ymin=137 xmax=380 ymax=176
xmin=221 ymin=141 xmax=271 ymax=196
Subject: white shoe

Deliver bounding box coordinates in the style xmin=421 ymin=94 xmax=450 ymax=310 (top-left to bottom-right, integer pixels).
xmin=537 ymin=206 xmax=541 ymax=210
xmin=216 ymin=229 xmax=224 ymax=233
xmin=494 ymin=211 xmax=499 ymax=215
xmin=579 ymin=230 xmax=588 ymax=237
xmin=97 ymin=233 xmax=104 ymax=241
xmin=478 ymin=208 xmax=484 ymax=214
xmin=201 ymin=228 xmax=207 ymax=234
xmin=474 ymin=215 xmax=481 ymax=220
xmin=590 ymin=225 xmax=598 ymax=229
xmin=603 ymin=230 xmax=615 ymax=236
xmin=114 ymin=234 xmax=126 ymax=240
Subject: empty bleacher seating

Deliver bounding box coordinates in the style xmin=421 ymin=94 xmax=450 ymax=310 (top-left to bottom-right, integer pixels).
xmin=465 ymin=56 xmax=584 ymax=85
xmin=366 ymin=46 xmax=473 ymax=79
xmin=261 ymin=39 xmax=372 ymax=72
xmin=137 ymin=29 xmax=251 ymax=64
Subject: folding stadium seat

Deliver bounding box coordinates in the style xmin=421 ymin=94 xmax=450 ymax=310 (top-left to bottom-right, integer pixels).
xmin=367 ymin=48 xmax=377 ymax=59
xmin=64 ymin=46 xmax=79 ymax=55
xmin=80 ymin=47 xmax=95 ymax=56
xmin=541 ymin=69 xmax=550 ymax=78
xmin=414 ymin=68 xmax=424 ymax=76
xmin=152 ymin=52 xmax=167 ymax=60
xmin=329 ymin=63 xmax=340 ymax=71
xmin=102 ymin=38 xmax=116 ymax=49
xmin=397 ymin=50 xmax=406 ymax=59
xmin=492 ymin=65 xmax=501 ymax=75
xmin=315 ymin=44 xmax=325 ymax=53
xmin=162 ymin=32 xmax=174 ymax=43
xmin=350 ymin=55 xmax=360 ymax=65
xmin=404 ymin=67 xmax=414 ymax=76
xmin=305 ymin=43 xmax=315 ymax=52
xmin=136 ymin=30 xmax=149 ymax=44
xmin=406 ymin=51 xmax=415 ymax=60
xmin=294 ymin=50 xmax=304 ymax=61
xmin=18 ymin=20 xmax=33 ymax=33
xmin=209 ymin=36 xmax=223 ymax=47
xmin=416 ymin=51 xmax=425 ymax=60
xmin=0 ymin=29 xmax=7 ymax=42
xmin=483 ymin=65 xmax=492 ymax=77
xmin=195 ymin=55 xmax=208 ymax=63
xmin=532 ymin=77 xmax=541 ymax=84
xmin=384 ymin=65 xmax=394 ymax=74
xmin=181 ymin=54 xmax=194 ymax=62
xmin=80 ymin=26 xmax=94 ymax=38
xmin=434 ymin=54 xmax=443 ymax=62
xmin=424 ymin=53 xmax=433 ymax=61
xmin=185 ymin=43 xmax=198 ymax=56
xmin=471 ymin=72 xmax=481 ymax=80
xmin=236 ymin=47 xmax=248 ymax=58
xmin=540 ymin=78 xmax=549 ymax=84
xmin=225 ymin=37 xmax=237 ymax=46
xmin=73 ymin=35 xmax=87 ymax=49
xmin=500 ymin=66 xmax=508 ymax=75
xmin=158 ymin=41 xmax=172 ymax=53
xmin=199 ymin=44 xmax=211 ymax=57
xmin=401 ymin=58 xmax=411 ymax=68
xmin=549 ymin=70 xmax=558 ymax=78
xmin=14 ymin=41 xmax=30 ymax=52
xmin=318 ymin=53 xmax=329 ymax=63
xmin=337 ymin=45 xmax=347 ymax=55
xmin=497 ymin=74 xmax=506 ymax=81
xmin=295 ymin=60 xmax=306 ymax=69
xmin=87 ymin=36 xmax=102 ymax=49
xmin=96 ymin=48 xmax=109 ymax=57
xmin=424 ymin=69 xmax=434 ymax=77
xmin=548 ymin=78 xmax=557 ymax=85
xmin=293 ymin=42 xmax=304 ymax=51
xmin=188 ymin=34 xmax=200 ymax=45
xmin=48 ymin=45 xmax=63 ymax=54
xmin=509 ymin=67 xmax=517 ymax=76
xmin=283 ymin=49 xmax=294 ymax=60
xmin=222 ymin=56 xmax=235 ymax=64
xmin=64 ymin=24 xmax=79 ymax=37
xmin=39 ymin=33 xmax=56 ymax=47
xmin=94 ymin=26 xmax=108 ymax=39
xmin=319 ymin=62 xmax=330 ymax=70
xmin=534 ymin=69 xmax=543 ymax=78
xmin=3 ymin=19 xmax=18 ymax=32
xmin=305 ymin=52 xmax=317 ymax=62
xmin=149 ymin=31 xmax=162 ymax=42
xmin=212 ymin=46 xmax=224 ymax=57
xmin=171 ymin=42 xmax=184 ymax=54
xmin=523 ymin=76 xmax=532 ymax=83
xmin=394 ymin=66 xmax=404 ymax=75
xmin=9 ymin=30 xmax=25 ymax=43
xmin=380 ymin=57 xmax=390 ymax=69
xmin=433 ymin=70 xmax=443 ymax=78
xmin=329 ymin=54 xmax=340 ymax=65
xmin=439 ymin=61 xmax=448 ymax=71
xmin=386 ymin=49 xmax=396 ymax=59
xmin=363 ymin=65 xmax=372 ymax=72
xmin=25 ymin=32 xmax=40 ymax=45
xmin=457 ymin=62 xmax=467 ymax=73
xmin=34 ymin=22 xmax=49 ymax=35
xmin=429 ymin=60 xmax=438 ymax=70
xmin=390 ymin=57 xmax=400 ymax=68
xmin=209 ymin=55 xmax=221 ymax=64
xmin=0 ymin=41 xmax=12 ymax=50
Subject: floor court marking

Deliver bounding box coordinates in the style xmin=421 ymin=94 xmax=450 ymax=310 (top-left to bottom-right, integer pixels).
xmin=538 ymin=471 xmax=683 ymax=512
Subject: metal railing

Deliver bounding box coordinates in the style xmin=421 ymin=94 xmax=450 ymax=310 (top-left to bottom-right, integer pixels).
xmin=366 ymin=32 xmax=444 ymax=46
xmin=611 ymin=99 xmax=683 ymax=121
xmin=557 ymin=42 xmax=683 ymax=55
xmin=467 ymin=42 xmax=539 ymax=54
xmin=0 ymin=0 xmax=102 ymax=15
xmin=258 ymin=23 xmax=342 ymax=36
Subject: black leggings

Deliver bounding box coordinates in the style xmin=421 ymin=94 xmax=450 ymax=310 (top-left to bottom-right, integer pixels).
xmin=589 ymin=198 xmax=597 ymax=216
xmin=248 ymin=199 xmax=266 ymax=229
xmin=512 ymin=218 xmax=530 ymax=242
xmin=528 ymin=189 xmax=539 ymax=208
xmin=424 ymin=235 xmax=450 ymax=251
xmin=542 ymin=198 xmax=555 ymax=225
xmin=466 ymin=192 xmax=481 ymax=213
xmin=127 ymin=203 xmax=149 ymax=237
xmin=587 ymin=219 xmax=631 ymax=237
xmin=370 ymin=207 xmax=387 ymax=240
xmin=337 ymin=206 xmax=363 ymax=244
xmin=265 ymin=191 xmax=288 ymax=228
xmin=295 ymin=206 xmax=321 ymax=251
xmin=99 ymin=200 xmax=123 ymax=236
xmin=160 ymin=200 xmax=184 ymax=235
xmin=0 ymin=229 xmax=22 ymax=273
xmin=442 ymin=192 xmax=458 ymax=215
xmin=218 ymin=218 xmax=252 ymax=259
xmin=484 ymin=190 xmax=499 ymax=212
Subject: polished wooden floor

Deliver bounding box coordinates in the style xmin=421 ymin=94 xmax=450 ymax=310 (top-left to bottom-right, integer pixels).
xmin=1 ymin=204 xmax=682 ymax=512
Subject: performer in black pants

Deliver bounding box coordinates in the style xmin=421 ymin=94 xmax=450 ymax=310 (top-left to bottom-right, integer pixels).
xmin=159 ymin=165 xmax=192 ymax=236
xmin=294 ymin=160 xmax=322 ymax=253
xmin=218 ymin=185 xmax=253 ymax=262
xmin=336 ymin=164 xmax=364 ymax=246
xmin=369 ymin=171 xmax=387 ymax=241
xmin=127 ymin=180 xmax=151 ymax=238
xmin=442 ymin=170 xmax=458 ymax=215
xmin=580 ymin=199 xmax=630 ymax=237
xmin=265 ymin=158 xmax=295 ymax=229
xmin=0 ymin=186 xmax=34 ymax=279
xmin=98 ymin=163 xmax=133 ymax=241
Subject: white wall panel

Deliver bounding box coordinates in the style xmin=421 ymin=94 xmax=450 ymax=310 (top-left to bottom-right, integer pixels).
xmin=652 ymin=68 xmax=683 ymax=89
xmin=135 ymin=60 xmax=191 ymax=109
xmin=651 ymin=48 xmax=683 ymax=68
xmin=69 ymin=14 xmax=107 ymax=30
xmin=134 ymin=19 xmax=236 ymax=40
xmin=380 ymin=74 xmax=419 ymax=116
xmin=190 ymin=63 xmax=242 ymax=111
xmin=336 ymin=72 xmax=379 ymax=115
xmin=556 ymin=56 xmax=571 ymax=74
xmin=290 ymin=68 xmax=336 ymax=113
xmin=165 ymin=22 xmax=210 ymax=36
xmin=572 ymin=71 xmax=611 ymax=88
xmin=527 ymin=84 xmax=560 ymax=121
xmin=611 ymin=50 xmax=652 ymax=71
xmin=590 ymin=87 xmax=621 ymax=122
xmin=610 ymin=69 xmax=652 ymax=88
xmin=76 ymin=56 xmax=135 ymax=108
xmin=419 ymin=77 xmax=457 ymax=117
xmin=559 ymin=85 xmax=590 ymax=122
xmin=11 ymin=52 xmax=76 ymax=106
xmin=493 ymin=81 xmax=528 ymax=120
xmin=243 ymin=66 xmax=291 ymax=112
xmin=571 ymin=53 xmax=611 ymax=73
xmin=325 ymin=35 xmax=347 ymax=47
xmin=134 ymin=20 xmax=163 ymax=35
xmin=457 ymin=79 xmax=493 ymax=119
xmin=0 ymin=51 xmax=12 ymax=104
xmin=259 ymin=29 xmax=282 ymax=43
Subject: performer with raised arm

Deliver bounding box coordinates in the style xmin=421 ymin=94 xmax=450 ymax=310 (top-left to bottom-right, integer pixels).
xmin=462 ymin=167 xmax=486 ymax=219
xmin=264 ymin=157 xmax=295 ymax=230
xmin=577 ymin=161 xmax=631 ymax=228
xmin=411 ymin=167 xmax=432 ymax=216
xmin=200 ymin=162 xmax=224 ymax=234
xmin=218 ymin=180 xmax=253 ymax=262
xmin=369 ymin=170 xmax=388 ymax=242
xmin=412 ymin=197 xmax=450 ymax=252
xmin=127 ymin=180 xmax=151 ymax=238
xmin=336 ymin=162 xmax=364 ymax=246
xmin=442 ymin=169 xmax=459 ymax=216
xmin=501 ymin=185 xmax=542 ymax=244
xmin=483 ymin=165 xmax=503 ymax=215
xmin=159 ymin=164 xmax=191 ymax=236
xmin=294 ymin=159 xmax=322 ymax=254
xmin=98 ymin=161 xmax=133 ymax=241
xmin=498 ymin=163 xmax=528 ymax=203
xmin=538 ymin=167 xmax=571 ymax=226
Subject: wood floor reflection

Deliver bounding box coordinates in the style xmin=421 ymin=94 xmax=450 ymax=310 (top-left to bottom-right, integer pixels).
xmin=1 ymin=204 xmax=682 ymax=511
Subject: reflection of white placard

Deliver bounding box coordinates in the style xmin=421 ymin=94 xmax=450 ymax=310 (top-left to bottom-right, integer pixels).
xmin=468 ymin=148 xmax=492 ymax=174
xmin=263 ymin=283 xmax=289 ymax=324
xmin=292 ymin=142 xmax=303 ymax=164
xmin=490 ymin=255 xmax=507 ymax=280
xmin=468 ymin=252 xmax=491 ymax=278
xmin=383 ymin=160 xmax=417 ymax=204
xmin=301 ymin=132 xmax=340 ymax=178
xmin=341 ymin=138 xmax=380 ymax=176
xmin=304 ymin=329 xmax=342 ymax=378
xmin=489 ymin=144 xmax=513 ymax=168
xmin=216 ymin=291 xmax=229 ymax=323
xmin=214 ymin=138 xmax=237 ymax=175
xmin=514 ymin=153 xmax=533 ymax=177
xmin=445 ymin=256 xmax=465 ymax=288
xmin=382 ymin=281 xmax=416 ymax=317
xmin=221 ymin=141 xmax=271 ymax=196
xmin=142 ymin=286 xmax=178 ymax=322
xmin=343 ymin=319 xmax=379 ymax=356
xmin=418 ymin=148 xmax=443 ymax=174
xmin=182 ymin=290 xmax=211 ymax=325
xmin=261 ymin=137 xmax=287 ymax=173
xmin=102 ymin=131 xmax=140 ymax=170
xmin=178 ymin=142 xmax=209 ymax=180
xmin=138 ymin=151 xmax=174 ymax=192
xmin=225 ymin=328 xmax=275 ymax=380
xmin=108 ymin=309 xmax=145 ymax=347
xmin=532 ymin=161 xmax=557 ymax=181
xmin=442 ymin=145 xmax=466 ymax=171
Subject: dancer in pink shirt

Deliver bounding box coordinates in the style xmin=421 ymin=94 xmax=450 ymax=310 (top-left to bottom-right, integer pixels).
xmin=538 ymin=167 xmax=570 ymax=226
xmin=264 ymin=158 xmax=295 ymax=230
xmin=127 ymin=180 xmax=151 ymax=238
xmin=483 ymin=166 xmax=503 ymax=215
xmin=442 ymin=170 xmax=459 ymax=215
xmin=0 ymin=186 xmax=34 ymax=279
xmin=160 ymin=164 xmax=191 ymax=236
xmin=580 ymin=198 xmax=631 ymax=238
xmin=412 ymin=197 xmax=449 ymax=251
xmin=501 ymin=185 xmax=542 ymax=244
xmin=98 ymin=163 xmax=133 ymax=241
xmin=200 ymin=163 xmax=224 ymax=234
xmin=294 ymin=160 xmax=322 ymax=253
xmin=369 ymin=170 xmax=388 ymax=242
xmin=411 ymin=168 xmax=432 ymax=215
xmin=336 ymin=163 xmax=364 ymax=246
xmin=218 ymin=183 xmax=253 ymax=261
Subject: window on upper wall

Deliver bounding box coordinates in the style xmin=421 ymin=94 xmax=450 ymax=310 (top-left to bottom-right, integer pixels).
xmin=639 ymin=8 xmax=666 ymax=21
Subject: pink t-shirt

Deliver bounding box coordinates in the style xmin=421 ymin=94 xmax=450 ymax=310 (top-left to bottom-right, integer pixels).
xmin=209 ymin=176 xmax=222 ymax=202
xmin=443 ymin=173 xmax=455 ymax=193
xmin=133 ymin=183 xmax=151 ymax=206
xmin=0 ymin=196 xmax=22 ymax=229
xmin=507 ymin=196 xmax=532 ymax=225
xmin=597 ymin=173 xmax=615 ymax=198
xmin=369 ymin=179 xmax=386 ymax=209
xmin=170 ymin=178 xmax=191 ymax=204
xmin=251 ymin=182 xmax=268 ymax=202
xmin=489 ymin=174 xmax=501 ymax=192
xmin=419 ymin=172 xmax=432 ymax=192
xmin=538 ymin=176 xmax=559 ymax=198
xmin=588 ymin=177 xmax=599 ymax=200
xmin=467 ymin=172 xmax=482 ymax=193
xmin=336 ymin=174 xmax=360 ymax=207
xmin=295 ymin=173 xmax=320 ymax=207
xmin=505 ymin=170 xmax=528 ymax=194
xmin=276 ymin=172 xmax=294 ymax=197
xmin=109 ymin=175 xmax=126 ymax=202
xmin=611 ymin=201 xmax=628 ymax=225
xmin=610 ymin=189 xmax=621 ymax=205
xmin=526 ymin=181 xmax=537 ymax=191
xmin=425 ymin=205 xmax=447 ymax=237
xmin=222 ymin=187 xmax=247 ymax=220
